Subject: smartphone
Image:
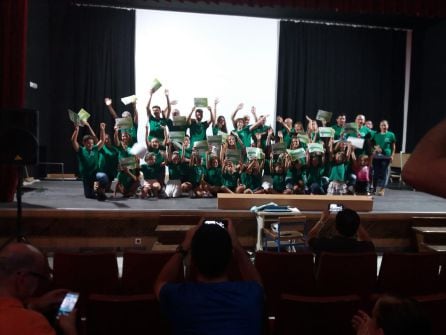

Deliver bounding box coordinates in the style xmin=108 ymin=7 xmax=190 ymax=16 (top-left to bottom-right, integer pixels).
xmin=56 ymin=292 xmax=79 ymax=318
xmin=204 ymin=219 xmax=228 ymax=229
xmin=328 ymin=203 xmax=344 ymax=213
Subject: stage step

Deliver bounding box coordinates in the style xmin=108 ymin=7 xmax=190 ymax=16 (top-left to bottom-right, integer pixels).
xmin=151 ymin=241 xmax=178 ymax=252
xmin=412 ymin=226 xmax=446 ymax=252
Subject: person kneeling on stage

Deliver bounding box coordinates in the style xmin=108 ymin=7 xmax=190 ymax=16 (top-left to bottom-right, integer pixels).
xmin=71 ymin=123 xmax=108 ymax=201
xmin=155 ymin=220 xmax=264 ymax=335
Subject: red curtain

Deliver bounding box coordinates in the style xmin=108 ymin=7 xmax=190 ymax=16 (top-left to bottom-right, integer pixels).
xmin=0 ymin=0 xmax=28 ymax=202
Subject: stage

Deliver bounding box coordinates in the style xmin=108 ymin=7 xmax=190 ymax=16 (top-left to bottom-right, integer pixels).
xmin=0 ymin=180 xmax=445 ymax=253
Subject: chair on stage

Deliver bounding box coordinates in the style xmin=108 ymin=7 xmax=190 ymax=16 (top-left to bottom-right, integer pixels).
xmin=315 ymin=252 xmax=377 ymax=297
xmin=262 ymin=215 xmax=307 ymax=252
xmin=86 ymin=293 xmax=169 ymax=335
xmin=377 ymin=252 xmax=440 ymax=296
xmin=274 ymin=294 xmax=360 ymax=335
xmin=121 ymin=251 xmax=183 ymax=294
xmin=255 ymin=251 xmax=315 ymax=316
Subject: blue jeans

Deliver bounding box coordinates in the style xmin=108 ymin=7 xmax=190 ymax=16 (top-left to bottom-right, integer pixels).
xmin=82 ymin=172 xmax=109 ymax=199
xmin=372 ymin=157 xmax=391 ymax=188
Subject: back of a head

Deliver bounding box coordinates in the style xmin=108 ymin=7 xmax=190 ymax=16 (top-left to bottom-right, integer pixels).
xmin=335 ymin=208 xmax=360 ymax=237
xmin=191 ymin=224 xmax=232 ymax=279
xmin=374 ymin=296 xmax=431 ymax=335
xmin=0 ymin=243 xmax=45 ymax=277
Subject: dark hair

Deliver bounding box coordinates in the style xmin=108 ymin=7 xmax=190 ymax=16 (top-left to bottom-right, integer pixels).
xmin=217 ymin=115 xmax=227 ymax=133
xmin=374 ymin=296 xmax=431 ymax=335
xmin=152 ymin=105 xmax=161 ymax=110
xmin=335 ymin=208 xmax=360 ymax=237
xmin=195 ymin=109 xmax=203 ymax=114
xmin=82 ymin=135 xmax=94 ymax=143
xmin=191 ymin=224 xmax=232 ymax=279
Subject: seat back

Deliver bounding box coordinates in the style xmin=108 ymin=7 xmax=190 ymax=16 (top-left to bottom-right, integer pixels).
xmin=316 ymin=252 xmax=377 ymax=296
xmin=52 ymin=252 xmax=120 ymax=294
xmin=378 ymin=252 xmax=440 ymax=296
xmin=255 ymin=251 xmax=315 ymax=316
xmin=275 ymin=294 xmax=360 ymax=335
xmin=414 ymin=293 xmax=446 ymax=335
xmin=121 ymin=251 xmax=183 ymax=294
xmin=86 ymin=293 xmax=169 ymax=335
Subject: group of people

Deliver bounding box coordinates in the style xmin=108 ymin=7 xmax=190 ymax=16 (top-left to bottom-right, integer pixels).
xmin=72 ymin=89 xmax=396 ymax=200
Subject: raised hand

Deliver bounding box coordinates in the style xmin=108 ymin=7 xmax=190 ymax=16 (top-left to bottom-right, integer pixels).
xmin=276 ymin=116 xmax=283 ymax=123
xmin=100 ymin=122 xmax=106 ymax=130
xmin=104 ymin=98 xmax=112 ymax=106
xmin=237 ymin=103 xmax=244 ymax=110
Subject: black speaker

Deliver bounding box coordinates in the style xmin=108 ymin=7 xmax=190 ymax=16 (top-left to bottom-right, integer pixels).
xmin=0 ymin=109 xmax=39 ymax=165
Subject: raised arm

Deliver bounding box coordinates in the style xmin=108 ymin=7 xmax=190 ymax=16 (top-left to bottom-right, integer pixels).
xmin=207 ymin=105 xmax=215 ymax=125
xmin=131 ymin=100 xmax=138 ymax=125
xmin=402 ymin=118 xmax=446 ymax=198
xmin=96 ymin=123 xmax=106 ymax=151
xmin=104 ymin=98 xmax=118 ymax=119
xmin=211 ymin=98 xmax=219 ymax=127
xmin=187 ymin=106 xmax=195 ymax=125
xmin=231 ymin=103 xmax=244 ymax=129
xmin=307 ymin=210 xmax=330 ymax=241
xmin=71 ymin=126 xmax=80 ymax=152
xmin=146 ymin=92 xmax=154 ymax=119
xmin=249 ymin=115 xmax=266 ymax=132
xmin=163 ymin=89 xmax=171 ymax=119
xmin=277 ymin=116 xmax=291 ymax=133
xmin=251 ymin=106 xmax=259 ymax=123
xmin=82 ymin=120 xmax=98 ymax=143
xmin=113 ymin=127 xmax=121 ymax=147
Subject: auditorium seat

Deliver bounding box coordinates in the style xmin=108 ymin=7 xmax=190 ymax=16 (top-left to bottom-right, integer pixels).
xmin=52 ymin=252 xmax=120 ymax=294
xmin=86 ymin=293 xmax=169 ymax=335
xmin=52 ymin=252 xmax=120 ymax=316
xmin=121 ymin=251 xmax=183 ymax=294
xmin=414 ymin=293 xmax=446 ymax=335
xmin=274 ymin=294 xmax=360 ymax=335
xmin=377 ymin=252 xmax=440 ymax=296
xmin=254 ymin=251 xmax=315 ymax=316
xmin=315 ymin=252 xmax=377 ymax=297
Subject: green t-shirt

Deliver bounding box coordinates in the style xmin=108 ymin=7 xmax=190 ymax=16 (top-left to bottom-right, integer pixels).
xmin=166 ymin=119 xmax=188 ymax=132
xmin=148 ymin=117 xmax=167 ymax=141
xmin=77 ymin=145 xmax=99 ymax=178
xmin=252 ymin=125 xmax=271 ymax=149
xmin=241 ymin=171 xmax=262 ymax=190
xmin=191 ymin=165 xmax=206 ymax=186
xmin=235 ymin=126 xmax=252 ymax=148
xmin=141 ymin=163 xmax=163 ymax=181
xmin=189 ymin=121 xmax=210 ymax=147
xmin=286 ymin=163 xmax=306 ymax=184
xmin=168 ymin=163 xmax=182 ymax=181
xmin=117 ymin=171 xmax=135 ymax=190
xmin=222 ymin=171 xmax=239 ymax=189
xmin=272 ymin=172 xmax=286 ymax=192
xmin=306 ymin=166 xmax=325 ymax=187
xmin=98 ymin=145 xmax=119 ymax=178
xmin=205 ymin=167 xmax=223 ymax=186
xmin=329 ymin=162 xmax=346 ymax=182
xmin=331 ymin=124 xmax=344 ymax=140
xmin=373 ymin=131 xmax=396 ymax=157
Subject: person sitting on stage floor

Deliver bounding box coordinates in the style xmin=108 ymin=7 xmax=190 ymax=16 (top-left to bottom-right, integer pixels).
xmin=352 ymin=295 xmax=431 ymax=335
xmin=140 ymin=152 xmax=164 ymax=198
xmin=402 ymin=117 xmax=446 ymax=199
xmin=308 ymin=208 xmax=375 ymax=254
xmin=71 ymin=123 xmax=108 ymax=201
xmin=0 ymin=242 xmax=77 ymax=335
xmin=164 ymin=142 xmax=183 ymax=198
xmin=237 ymin=159 xmax=264 ymax=194
xmin=204 ymin=152 xmax=224 ymax=197
xmin=154 ymin=220 xmax=264 ymax=335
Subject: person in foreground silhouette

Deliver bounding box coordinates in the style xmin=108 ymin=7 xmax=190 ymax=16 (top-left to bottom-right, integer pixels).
xmin=154 ymin=219 xmax=264 ymax=335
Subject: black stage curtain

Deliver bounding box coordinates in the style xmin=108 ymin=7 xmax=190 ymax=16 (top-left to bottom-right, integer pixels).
xmin=276 ymin=21 xmax=406 ymax=149
xmin=47 ymin=2 xmax=135 ymax=173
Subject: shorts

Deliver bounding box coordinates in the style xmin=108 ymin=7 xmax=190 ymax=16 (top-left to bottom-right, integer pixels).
xmin=165 ymin=179 xmax=182 ymax=198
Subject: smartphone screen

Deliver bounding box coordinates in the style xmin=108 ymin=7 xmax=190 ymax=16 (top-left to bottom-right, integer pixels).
xmin=57 ymin=292 xmax=79 ymax=318
xmin=204 ymin=219 xmax=228 ymax=229
xmin=329 ymin=203 xmax=344 ymax=213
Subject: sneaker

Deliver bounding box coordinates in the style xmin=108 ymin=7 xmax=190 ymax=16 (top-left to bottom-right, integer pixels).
xmin=96 ymin=190 xmax=107 ymax=201
xmin=378 ymin=188 xmax=385 ymax=196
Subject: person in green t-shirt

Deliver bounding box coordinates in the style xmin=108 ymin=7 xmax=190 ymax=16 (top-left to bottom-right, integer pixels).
xmin=326 ymin=141 xmax=352 ymax=195
xmin=146 ymin=89 xmax=171 ymax=143
xmin=284 ymin=153 xmax=306 ymax=194
xmin=98 ymin=134 xmax=119 ymax=192
xmin=104 ymin=97 xmax=138 ymax=145
xmin=205 ymin=153 xmax=224 ymax=197
xmin=306 ymin=152 xmax=327 ymax=195
xmin=164 ymin=142 xmax=183 ymax=198
xmin=236 ymin=159 xmax=264 ymax=194
xmin=221 ymin=160 xmax=240 ymax=193
xmin=371 ymin=120 xmax=396 ymax=196
xmin=187 ymin=106 xmax=214 ymax=148
xmin=71 ymin=123 xmax=108 ymax=201
xmin=140 ymin=152 xmax=164 ymax=198
xmin=331 ymin=114 xmax=346 ymax=140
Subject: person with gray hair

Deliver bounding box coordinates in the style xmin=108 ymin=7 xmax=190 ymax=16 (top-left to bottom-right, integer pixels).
xmin=0 ymin=242 xmax=77 ymax=335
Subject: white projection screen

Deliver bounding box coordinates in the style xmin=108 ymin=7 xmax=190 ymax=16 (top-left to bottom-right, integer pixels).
xmin=135 ymin=9 xmax=278 ymax=141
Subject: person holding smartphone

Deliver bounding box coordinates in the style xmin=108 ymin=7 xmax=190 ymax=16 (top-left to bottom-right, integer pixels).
xmin=0 ymin=242 xmax=77 ymax=335
xmin=307 ymin=206 xmax=375 ymax=255
xmin=154 ymin=219 xmax=264 ymax=335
